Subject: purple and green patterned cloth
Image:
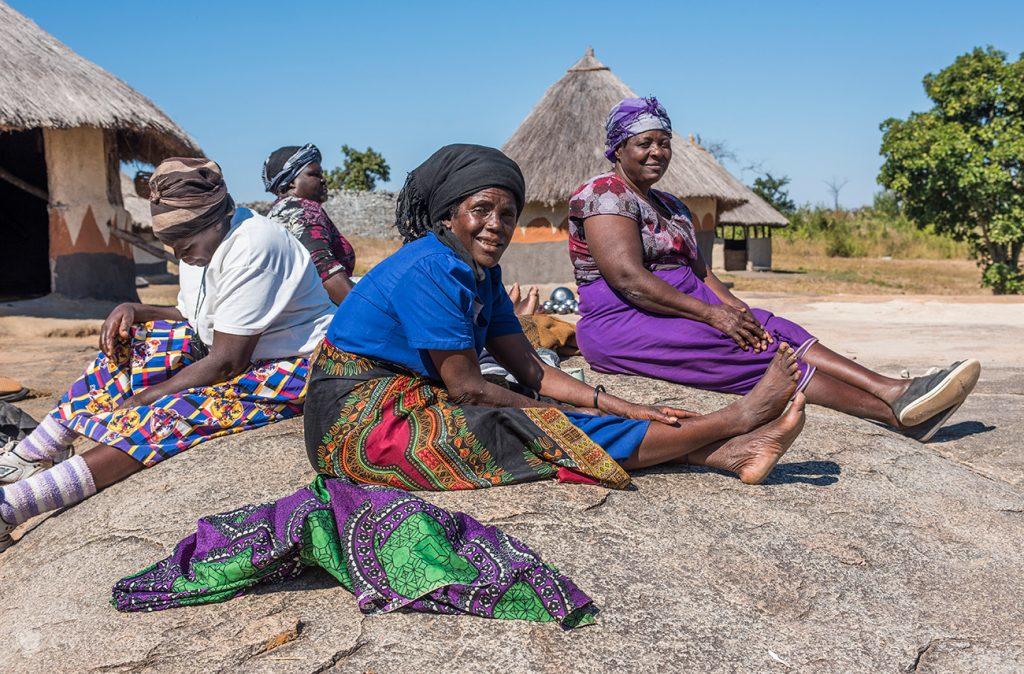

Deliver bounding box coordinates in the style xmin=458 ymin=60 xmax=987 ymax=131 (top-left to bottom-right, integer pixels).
xmin=112 ymin=475 xmax=597 ymax=628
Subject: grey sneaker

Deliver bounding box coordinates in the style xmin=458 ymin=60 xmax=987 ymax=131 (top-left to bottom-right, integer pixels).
xmin=0 ymin=522 xmax=13 ymax=552
xmin=0 ymin=448 xmax=51 ymax=485
xmin=0 ymin=493 xmax=14 ymax=552
xmin=891 ymin=359 xmax=981 ymax=427
xmin=900 ymin=402 xmax=963 ymax=443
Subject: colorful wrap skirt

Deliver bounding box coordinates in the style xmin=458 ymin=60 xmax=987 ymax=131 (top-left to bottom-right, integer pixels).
xmin=53 ymin=320 xmax=308 ymax=466
xmin=112 ymin=474 xmax=597 ymax=628
xmin=303 ymin=340 xmax=635 ymax=491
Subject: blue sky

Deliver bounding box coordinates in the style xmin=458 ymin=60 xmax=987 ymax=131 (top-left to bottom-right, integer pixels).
xmin=12 ymin=0 xmax=1024 ymax=207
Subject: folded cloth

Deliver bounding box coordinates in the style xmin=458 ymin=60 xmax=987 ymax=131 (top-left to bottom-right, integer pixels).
xmin=112 ymin=475 xmax=597 ymax=628
xmin=519 ymin=315 xmax=579 ymax=356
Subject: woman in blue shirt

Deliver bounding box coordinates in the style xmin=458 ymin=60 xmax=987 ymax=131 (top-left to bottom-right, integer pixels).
xmin=303 ymin=145 xmax=807 ymax=491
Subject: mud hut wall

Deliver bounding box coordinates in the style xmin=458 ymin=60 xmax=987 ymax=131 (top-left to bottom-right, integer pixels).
xmin=682 ymin=196 xmax=718 ymax=266
xmin=43 ymin=126 xmax=136 ymax=300
xmin=512 ymin=201 xmax=568 ymax=243
xmin=747 ymin=234 xmax=772 ymax=271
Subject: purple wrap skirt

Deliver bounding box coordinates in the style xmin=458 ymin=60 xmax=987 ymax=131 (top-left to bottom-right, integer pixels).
xmin=576 ymin=266 xmax=816 ymax=395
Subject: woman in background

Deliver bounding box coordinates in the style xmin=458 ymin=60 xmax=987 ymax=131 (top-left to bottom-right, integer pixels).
xmin=264 ymin=144 xmax=357 ymax=304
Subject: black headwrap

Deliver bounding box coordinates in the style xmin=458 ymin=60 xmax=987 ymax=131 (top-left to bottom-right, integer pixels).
xmin=395 ymin=144 xmax=526 ymax=244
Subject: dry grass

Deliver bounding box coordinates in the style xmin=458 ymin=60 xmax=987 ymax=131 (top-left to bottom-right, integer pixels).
xmin=721 ymin=240 xmax=986 ymax=295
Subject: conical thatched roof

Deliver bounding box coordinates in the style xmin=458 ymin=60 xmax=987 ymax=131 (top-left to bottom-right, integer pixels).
xmin=503 ymin=48 xmax=749 ymax=210
xmin=0 ymin=1 xmax=199 ymax=164
xmin=718 ymin=187 xmax=789 ymax=228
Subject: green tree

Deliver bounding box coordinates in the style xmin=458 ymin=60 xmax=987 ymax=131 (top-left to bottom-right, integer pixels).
xmin=879 ymin=47 xmax=1024 ymax=294
xmin=325 ymin=145 xmax=390 ymax=191
xmin=751 ymin=173 xmax=796 ymax=214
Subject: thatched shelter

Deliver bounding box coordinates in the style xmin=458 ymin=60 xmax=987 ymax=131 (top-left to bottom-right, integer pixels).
xmin=0 ymin=1 xmax=198 ymax=300
xmin=500 ymin=48 xmax=750 ymax=282
xmin=715 ymin=188 xmax=789 ymax=271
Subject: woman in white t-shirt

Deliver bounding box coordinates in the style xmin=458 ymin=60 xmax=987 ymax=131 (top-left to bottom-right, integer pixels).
xmin=0 ymin=158 xmax=334 ymax=551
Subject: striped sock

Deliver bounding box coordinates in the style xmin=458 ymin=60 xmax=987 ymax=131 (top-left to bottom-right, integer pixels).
xmin=13 ymin=415 xmax=77 ymax=463
xmin=0 ymin=455 xmax=96 ymax=526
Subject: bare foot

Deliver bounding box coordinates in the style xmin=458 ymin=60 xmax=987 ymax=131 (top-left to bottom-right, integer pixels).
xmin=510 ymin=284 xmax=541 ymax=316
xmin=509 ymin=282 xmax=522 ymax=306
xmin=703 ymin=393 xmax=806 ymax=485
xmin=733 ymin=343 xmax=801 ymax=430
xmin=520 ymin=286 xmax=540 ymax=315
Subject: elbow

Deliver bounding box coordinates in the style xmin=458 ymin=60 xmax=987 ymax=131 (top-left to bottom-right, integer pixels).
xmin=606 ymin=270 xmax=649 ymax=304
xmin=211 ymin=356 xmax=249 ymax=382
xmin=446 ymin=382 xmax=488 ymax=406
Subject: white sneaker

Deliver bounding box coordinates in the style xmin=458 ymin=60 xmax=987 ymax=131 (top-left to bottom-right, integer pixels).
xmin=0 ymin=449 xmax=51 ymax=485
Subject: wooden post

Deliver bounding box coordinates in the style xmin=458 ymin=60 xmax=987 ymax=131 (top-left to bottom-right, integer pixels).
xmin=107 ymin=228 xmax=176 ymax=263
xmin=0 ymin=164 xmax=48 ymax=201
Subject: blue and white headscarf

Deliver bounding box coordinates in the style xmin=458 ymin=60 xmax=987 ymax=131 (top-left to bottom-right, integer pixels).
xmin=262 ymin=143 xmax=322 ymax=194
xmin=604 ymin=97 xmax=672 ymax=162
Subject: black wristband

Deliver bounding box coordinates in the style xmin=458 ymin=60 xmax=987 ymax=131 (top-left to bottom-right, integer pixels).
xmin=593 ymin=384 xmax=606 ymax=410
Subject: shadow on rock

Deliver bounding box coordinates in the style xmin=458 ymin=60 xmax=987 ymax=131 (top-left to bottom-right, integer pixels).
xmin=929 ymin=420 xmax=997 ymax=443
xmin=630 ymin=460 xmax=840 ymax=487
xmin=761 ymin=460 xmax=841 ymax=486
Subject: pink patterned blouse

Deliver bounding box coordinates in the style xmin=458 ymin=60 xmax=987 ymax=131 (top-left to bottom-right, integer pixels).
xmin=267 ymin=196 xmax=356 ymax=282
xmin=567 ymin=172 xmax=698 ymax=285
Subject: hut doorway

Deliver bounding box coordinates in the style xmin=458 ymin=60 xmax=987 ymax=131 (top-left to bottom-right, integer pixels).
xmin=0 ymin=130 xmax=50 ymax=299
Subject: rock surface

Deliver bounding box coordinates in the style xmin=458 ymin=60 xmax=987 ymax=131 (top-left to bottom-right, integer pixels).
xmin=2 ymin=294 xmax=1023 ymax=671
xmin=2 ymin=359 xmax=1023 ymax=673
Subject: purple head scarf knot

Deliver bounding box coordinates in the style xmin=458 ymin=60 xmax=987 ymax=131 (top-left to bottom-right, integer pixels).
xmin=604 ymin=96 xmax=672 ymax=162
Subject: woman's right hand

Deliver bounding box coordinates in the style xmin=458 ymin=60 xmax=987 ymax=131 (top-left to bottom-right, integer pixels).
xmin=703 ymin=304 xmax=770 ymax=352
xmin=100 ymin=303 xmax=137 ymax=357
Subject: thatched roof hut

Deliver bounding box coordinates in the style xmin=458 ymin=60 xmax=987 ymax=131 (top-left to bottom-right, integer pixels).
xmin=718 ymin=188 xmax=789 ymax=230
xmin=0 ymin=1 xmax=198 ymax=300
xmin=0 ymin=1 xmax=198 ymax=163
xmin=498 ymin=47 xmax=751 ymax=283
xmin=503 ymin=48 xmax=749 ymax=211
xmin=714 ymin=188 xmax=789 ymax=272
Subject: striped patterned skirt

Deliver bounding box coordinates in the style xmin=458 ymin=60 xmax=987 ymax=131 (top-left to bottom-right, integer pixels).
xmin=53 ymin=320 xmax=308 ymax=466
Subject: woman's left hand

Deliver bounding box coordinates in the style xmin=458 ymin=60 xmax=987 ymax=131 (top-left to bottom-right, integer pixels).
xmin=623 ymin=403 xmax=699 ymax=425
xmin=598 ymin=395 xmax=698 ymax=425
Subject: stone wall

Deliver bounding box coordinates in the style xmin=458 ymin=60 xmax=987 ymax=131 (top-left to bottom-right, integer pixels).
xmin=243 ymin=190 xmax=399 ymax=239
xmin=322 ymin=190 xmax=397 ymax=238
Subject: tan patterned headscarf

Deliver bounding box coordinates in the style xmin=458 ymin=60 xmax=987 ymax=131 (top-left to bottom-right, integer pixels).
xmin=149 ymin=158 xmax=235 ymax=240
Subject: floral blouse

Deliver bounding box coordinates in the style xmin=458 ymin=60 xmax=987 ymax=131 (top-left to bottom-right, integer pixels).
xmin=267 ymin=196 xmax=356 ymax=282
xmin=567 ymin=172 xmax=698 ymax=285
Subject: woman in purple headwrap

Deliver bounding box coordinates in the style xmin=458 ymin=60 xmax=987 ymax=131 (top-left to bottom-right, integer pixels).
xmin=569 ymin=96 xmax=980 ymax=443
